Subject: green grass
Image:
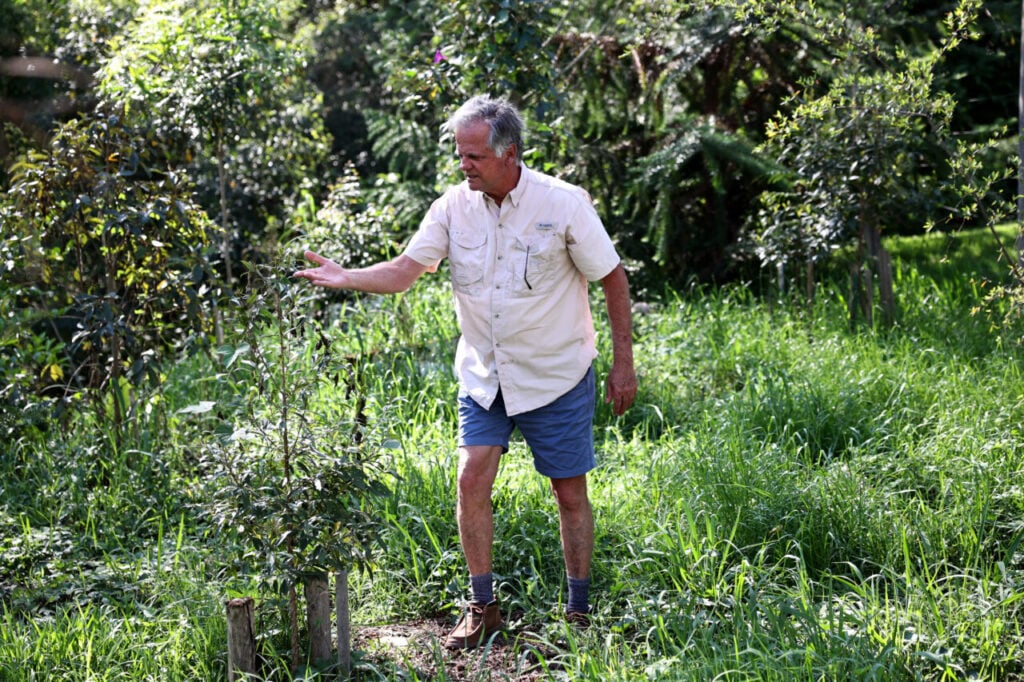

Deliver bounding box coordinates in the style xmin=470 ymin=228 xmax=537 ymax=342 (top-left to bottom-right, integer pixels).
xmin=1 ymin=225 xmax=1023 ymax=680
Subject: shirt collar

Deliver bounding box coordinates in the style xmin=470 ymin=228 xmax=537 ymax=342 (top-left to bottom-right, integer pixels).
xmin=505 ymin=165 xmax=528 ymax=208
xmin=481 ymin=164 xmax=528 ymax=211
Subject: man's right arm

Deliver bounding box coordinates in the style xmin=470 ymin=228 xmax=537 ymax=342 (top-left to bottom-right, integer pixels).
xmin=293 ymin=251 xmax=431 ymax=293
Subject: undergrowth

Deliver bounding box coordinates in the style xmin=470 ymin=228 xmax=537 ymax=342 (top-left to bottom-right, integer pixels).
xmin=1 ymin=227 xmax=1022 ymax=680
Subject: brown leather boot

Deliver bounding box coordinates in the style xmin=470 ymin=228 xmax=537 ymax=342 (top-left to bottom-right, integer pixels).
xmin=565 ymin=609 xmax=591 ymax=629
xmin=444 ymin=600 xmax=504 ymax=649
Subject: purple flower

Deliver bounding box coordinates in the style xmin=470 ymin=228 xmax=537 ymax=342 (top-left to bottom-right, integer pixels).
xmin=433 ymin=49 xmax=446 ymax=64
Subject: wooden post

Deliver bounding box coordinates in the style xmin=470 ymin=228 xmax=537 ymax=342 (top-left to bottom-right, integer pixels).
xmin=336 ymin=569 xmax=351 ymax=677
xmin=305 ymin=574 xmax=331 ymax=668
xmin=226 ymin=597 xmax=256 ymax=681
xmin=288 ymin=583 xmax=299 ymax=671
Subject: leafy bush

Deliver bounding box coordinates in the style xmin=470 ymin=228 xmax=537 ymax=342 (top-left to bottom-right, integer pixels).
xmin=191 ymin=262 xmax=396 ymax=666
xmin=287 ymin=163 xmax=403 ymax=270
xmin=99 ymin=0 xmax=325 ymax=282
xmin=744 ymin=0 xmax=1013 ymax=325
xmin=1 ymin=107 xmax=212 ymax=431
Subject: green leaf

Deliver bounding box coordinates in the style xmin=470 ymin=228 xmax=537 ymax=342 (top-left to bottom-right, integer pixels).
xmin=179 ymin=401 xmax=217 ymax=414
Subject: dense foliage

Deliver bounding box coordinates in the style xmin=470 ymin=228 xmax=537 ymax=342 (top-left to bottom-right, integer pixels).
xmin=1 ymin=108 xmax=211 ymax=434
xmin=2 ymin=1 xmax=1019 ymax=291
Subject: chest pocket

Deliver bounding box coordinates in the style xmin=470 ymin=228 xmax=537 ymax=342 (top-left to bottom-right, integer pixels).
xmin=448 ymin=228 xmax=487 ymax=294
xmin=513 ymin=232 xmax=565 ymax=294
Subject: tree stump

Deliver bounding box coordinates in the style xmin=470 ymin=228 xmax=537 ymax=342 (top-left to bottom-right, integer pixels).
xmin=226 ymin=597 xmax=256 ymax=681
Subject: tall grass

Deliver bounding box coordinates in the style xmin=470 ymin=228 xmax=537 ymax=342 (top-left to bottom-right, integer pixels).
xmin=1 ymin=226 xmax=1022 ymax=680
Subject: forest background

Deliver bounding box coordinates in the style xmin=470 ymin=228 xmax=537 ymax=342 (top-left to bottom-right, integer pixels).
xmin=2 ymin=0 xmax=1024 ymax=680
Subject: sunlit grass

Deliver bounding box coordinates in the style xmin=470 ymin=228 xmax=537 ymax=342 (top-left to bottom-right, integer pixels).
xmin=0 ymin=540 xmax=226 ymax=681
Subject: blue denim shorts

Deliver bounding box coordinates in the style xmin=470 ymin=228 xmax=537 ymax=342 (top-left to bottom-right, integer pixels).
xmin=458 ymin=367 xmax=596 ymax=479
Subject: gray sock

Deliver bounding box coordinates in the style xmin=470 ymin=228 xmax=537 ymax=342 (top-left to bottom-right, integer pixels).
xmin=567 ymin=575 xmax=590 ymax=614
xmin=470 ymin=572 xmax=494 ymax=604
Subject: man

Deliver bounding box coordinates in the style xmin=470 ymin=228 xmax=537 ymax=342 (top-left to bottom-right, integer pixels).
xmin=294 ymin=95 xmax=637 ymax=649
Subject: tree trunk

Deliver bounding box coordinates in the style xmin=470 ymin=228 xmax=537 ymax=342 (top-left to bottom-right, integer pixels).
xmin=225 ymin=597 xmax=257 ymax=681
xmin=848 ymin=261 xmax=874 ymax=329
xmin=848 ymin=262 xmax=860 ymax=331
xmin=877 ymin=246 xmax=895 ymax=326
xmin=305 ymin=574 xmax=332 ymax=668
xmin=1017 ymin=0 xmax=1024 ymax=278
xmin=805 ymin=258 xmax=815 ymax=320
xmin=862 ymin=262 xmax=874 ymax=328
xmin=210 ymin=138 xmax=231 ymax=346
xmin=860 ymin=218 xmax=895 ymax=327
xmin=337 ymin=569 xmax=351 ymax=678
xmin=217 ymin=138 xmax=233 ymax=284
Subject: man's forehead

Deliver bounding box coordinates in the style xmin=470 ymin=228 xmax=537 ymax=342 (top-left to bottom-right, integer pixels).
xmin=456 ymin=137 xmax=494 ymax=155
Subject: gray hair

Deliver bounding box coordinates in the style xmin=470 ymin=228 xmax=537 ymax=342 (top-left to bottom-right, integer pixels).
xmin=445 ymin=95 xmax=525 ymax=163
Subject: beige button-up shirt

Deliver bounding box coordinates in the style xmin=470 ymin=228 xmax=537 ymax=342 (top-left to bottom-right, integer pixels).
xmin=404 ymin=166 xmax=622 ymax=415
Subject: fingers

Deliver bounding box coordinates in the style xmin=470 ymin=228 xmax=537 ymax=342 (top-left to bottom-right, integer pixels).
xmin=292 ymin=250 xmax=348 ymax=289
xmin=293 ymin=251 xmax=329 ymax=280
xmin=606 ymin=394 xmax=626 ymax=416
xmin=605 ymin=362 xmax=638 ymax=416
xmin=605 ymin=379 xmax=637 ymax=416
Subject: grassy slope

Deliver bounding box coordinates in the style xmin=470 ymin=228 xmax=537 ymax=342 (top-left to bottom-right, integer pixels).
xmin=1 ymin=225 xmax=1022 ymax=680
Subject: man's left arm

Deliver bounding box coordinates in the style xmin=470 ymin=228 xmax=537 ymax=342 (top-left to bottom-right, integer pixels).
xmin=600 ymin=263 xmax=638 ymax=416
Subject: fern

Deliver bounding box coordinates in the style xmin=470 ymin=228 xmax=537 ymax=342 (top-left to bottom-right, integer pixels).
xmin=365 ymin=110 xmax=440 ymax=181
xmin=631 ymin=117 xmax=779 ymax=271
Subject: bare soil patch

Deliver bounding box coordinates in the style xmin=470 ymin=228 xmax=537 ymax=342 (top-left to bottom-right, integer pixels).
xmin=351 ymin=610 xmax=580 ymax=681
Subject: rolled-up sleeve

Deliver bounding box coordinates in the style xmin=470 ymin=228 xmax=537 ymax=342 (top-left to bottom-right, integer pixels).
xmin=566 ymin=198 xmax=621 ymax=282
xmin=404 ymin=195 xmax=452 ymax=267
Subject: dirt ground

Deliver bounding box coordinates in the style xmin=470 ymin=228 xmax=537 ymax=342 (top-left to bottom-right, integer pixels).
xmin=351 ymin=609 xmax=582 ymax=681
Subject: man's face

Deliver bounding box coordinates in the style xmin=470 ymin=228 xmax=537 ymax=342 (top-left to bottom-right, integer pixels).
xmin=454 ymin=121 xmax=517 ymax=200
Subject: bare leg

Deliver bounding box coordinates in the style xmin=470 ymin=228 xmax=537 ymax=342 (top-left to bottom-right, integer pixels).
xmin=549 ymin=474 xmax=594 ymax=579
xmin=456 ymin=445 xmax=503 ymax=576
xmin=445 ymin=445 xmax=506 ymax=650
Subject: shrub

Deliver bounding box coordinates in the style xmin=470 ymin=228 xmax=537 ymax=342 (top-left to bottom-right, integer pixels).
xmin=1 ymin=107 xmax=212 ymax=432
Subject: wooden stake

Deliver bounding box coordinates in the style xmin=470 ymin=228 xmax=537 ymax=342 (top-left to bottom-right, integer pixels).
xmin=225 ymin=597 xmax=256 ymax=681
xmin=336 ymin=569 xmax=351 ymax=677
xmin=305 ymin=574 xmax=331 ymax=668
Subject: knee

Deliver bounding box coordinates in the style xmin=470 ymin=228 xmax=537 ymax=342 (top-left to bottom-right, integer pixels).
xmin=457 ymin=468 xmax=489 ymax=500
xmin=457 ymin=456 xmax=496 ymax=502
xmin=550 ymin=478 xmax=589 ymax=512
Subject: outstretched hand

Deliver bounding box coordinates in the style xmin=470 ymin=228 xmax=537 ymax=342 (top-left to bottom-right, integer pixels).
xmin=293 ymin=250 xmax=349 ymax=289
